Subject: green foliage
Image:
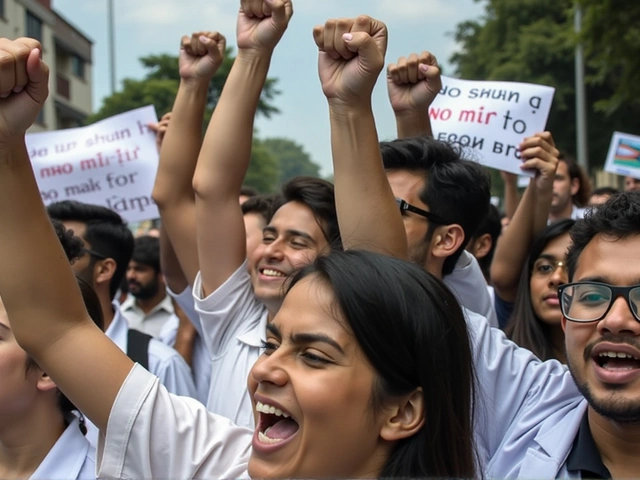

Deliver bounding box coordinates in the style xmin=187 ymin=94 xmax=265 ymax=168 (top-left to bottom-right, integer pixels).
xmin=262 ymin=137 xmax=321 ymax=186
xmin=245 ymin=140 xmax=280 ymax=193
xmin=451 ymin=0 xmax=640 ymax=181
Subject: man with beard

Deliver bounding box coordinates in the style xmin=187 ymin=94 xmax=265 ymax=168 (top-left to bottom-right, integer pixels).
xmin=548 ymin=154 xmax=590 ymax=223
xmin=121 ymin=235 xmax=174 ymax=337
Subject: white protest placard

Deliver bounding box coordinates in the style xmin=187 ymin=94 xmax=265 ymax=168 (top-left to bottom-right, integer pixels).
xmin=430 ymin=77 xmax=555 ymax=176
xmin=26 ymin=106 xmax=159 ymax=223
xmin=604 ymin=131 xmax=640 ymax=180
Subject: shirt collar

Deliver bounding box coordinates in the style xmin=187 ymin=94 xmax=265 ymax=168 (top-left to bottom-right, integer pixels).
xmin=236 ymin=310 xmax=268 ymax=348
xmin=566 ymin=411 xmax=612 ymax=478
xmin=121 ymin=293 xmax=174 ymax=316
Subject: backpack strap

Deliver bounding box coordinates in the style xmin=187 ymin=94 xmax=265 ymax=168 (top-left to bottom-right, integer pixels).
xmin=126 ymin=329 xmax=152 ymax=370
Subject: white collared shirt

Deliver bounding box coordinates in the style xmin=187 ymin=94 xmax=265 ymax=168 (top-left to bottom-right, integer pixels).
xmin=193 ymin=261 xmax=268 ymax=429
xmin=160 ymin=286 xmax=212 ymax=405
xmin=121 ymin=294 xmax=174 ymax=338
xmin=31 ymin=417 xmax=95 ymax=480
xmin=84 ymin=303 xmax=197 ymax=448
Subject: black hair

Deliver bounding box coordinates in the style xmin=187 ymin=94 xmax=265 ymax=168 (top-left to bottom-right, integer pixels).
xmin=506 ymin=219 xmax=575 ymax=361
xmin=558 ymin=152 xmax=590 ymax=208
xmin=272 ymin=176 xmax=342 ymax=251
xmin=468 ymin=203 xmax=502 ymax=279
xmin=241 ymin=193 xmax=283 ymax=223
xmin=567 ymin=191 xmax=640 ymax=281
xmin=51 ymin=218 xmax=84 ymax=264
xmin=240 ymin=185 xmax=259 ymax=198
xmin=381 ymin=136 xmax=491 ymax=275
xmin=590 ymin=186 xmax=619 ymax=198
xmin=287 ymin=250 xmax=477 ymax=478
xmin=132 ymin=235 xmax=161 ymax=273
xmin=47 ymin=200 xmax=134 ymax=299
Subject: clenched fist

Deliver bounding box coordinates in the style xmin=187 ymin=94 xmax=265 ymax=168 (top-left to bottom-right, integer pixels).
xmin=237 ymin=0 xmax=293 ymax=55
xmin=179 ymin=32 xmax=226 ymax=84
xmin=387 ymin=51 xmax=441 ymax=114
xmin=0 ymin=37 xmax=49 ymax=143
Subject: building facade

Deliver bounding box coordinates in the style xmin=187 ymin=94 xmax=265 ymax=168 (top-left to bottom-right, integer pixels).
xmin=0 ymin=0 xmax=92 ymax=132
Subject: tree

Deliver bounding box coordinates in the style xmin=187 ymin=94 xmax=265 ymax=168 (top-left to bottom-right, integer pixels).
xmin=87 ymin=50 xmax=280 ymax=124
xmin=450 ymin=0 xmax=639 ymax=184
xmin=245 ymin=140 xmax=280 ymax=193
xmin=262 ymin=137 xmax=321 ymax=186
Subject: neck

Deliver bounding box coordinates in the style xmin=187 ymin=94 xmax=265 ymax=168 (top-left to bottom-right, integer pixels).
xmin=549 ymin=202 xmax=573 ymax=222
xmin=97 ymin=287 xmax=115 ymax=331
xmin=135 ymin=290 xmax=166 ymax=315
xmin=588 ymin=407 xmax=640 ymax=478
xmin=0 ymin=402 xmax=66 ymax=479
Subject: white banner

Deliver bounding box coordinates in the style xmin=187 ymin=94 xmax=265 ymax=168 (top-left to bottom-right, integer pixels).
xmin=26 ymin=105 xmax=160 ymax=223
xmin=430 ymin=77 xmax=555 ymax=176
xmin=604 ymin=131 xmax=640 ymax=180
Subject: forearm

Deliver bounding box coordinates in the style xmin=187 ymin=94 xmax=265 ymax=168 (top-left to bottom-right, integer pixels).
xmin=491 ymin=184 xmax=538 ymax=300
xmin=503 ymin=177 xmax=520 ymax=220
xmin=160 ymin=226 xmax=189 ymax=293
xmin=329 ymin=103 xmax=408 ymax=258
xmin=395 ymin=110 xmax=432 ymax=139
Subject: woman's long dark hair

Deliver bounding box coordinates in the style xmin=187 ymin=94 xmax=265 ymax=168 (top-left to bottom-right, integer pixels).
xmin=288 ymin=250 xmax=477 ymax=478
xmin=505 ymin=219 xmax=575 ymax=360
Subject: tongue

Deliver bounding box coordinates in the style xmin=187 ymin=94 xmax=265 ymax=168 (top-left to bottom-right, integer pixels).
xmin=265 ymin=418 xmax=299 ymax=439
xmin=603 ymin=358 xmax=640 ymax=370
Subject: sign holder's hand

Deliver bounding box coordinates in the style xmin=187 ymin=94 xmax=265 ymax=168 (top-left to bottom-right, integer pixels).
xmin=519 ymin=132 xmax=559 ymax=192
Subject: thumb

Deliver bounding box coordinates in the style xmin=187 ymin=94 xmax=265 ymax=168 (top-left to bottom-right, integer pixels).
xmin=268 ymin=0 xmax=293 ymax=29
xmin=200 ymin=35 xmax=224 ymax=65
xmin=342 ymin=32 xmax=384 ymax=73
xmin=25 ymin=48 xmax=49 ymax=104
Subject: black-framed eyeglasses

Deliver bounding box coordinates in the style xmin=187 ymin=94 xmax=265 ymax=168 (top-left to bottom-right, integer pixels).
xmin=559 ymin=281 xmax=640 ymax=323
xmin=395 ymin=198 xmax=448 ymax=225
xmin=82 ymin=248 xmax=107 ymax=260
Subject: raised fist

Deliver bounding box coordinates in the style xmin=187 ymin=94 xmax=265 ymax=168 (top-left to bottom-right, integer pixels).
xmin=179 ymin=32 xmax=226 ymax=83
xmin=313 ymin=15 xmax=387 ymax=107
xmin=519 ymin=132 xmax=559 ymax=191
xmin=0 ymin=37 xmax=49 ymax=142
xmin=237 ymin=0 xmax=293 ymax=54
xmin=387 ymin=51 xmax=441 ymax=114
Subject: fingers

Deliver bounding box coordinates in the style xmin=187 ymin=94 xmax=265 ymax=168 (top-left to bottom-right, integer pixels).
xmin=387 ymin=51 xmax=440 ymax=86
xmin=0 ymin=38 xmax=47 ymax=102
xmin=519 ymin=132 xmax=559 ymax=175
xmin=241 ymin=0 xmax=292 ymax=27
xmin=184 ymin=31 xmax=226 ymax=60
xmin=314 ymin=16 xmax=386 ymax=67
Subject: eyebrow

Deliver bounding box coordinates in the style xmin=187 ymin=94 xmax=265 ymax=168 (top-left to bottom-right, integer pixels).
xmin=536 ymin=254 xmax=560 ymax=261
xmin=263 ymin=226 xmax=316 ymax=244
xmin=578 ymin=276 xmax=640 ymax=285
xmin=266 ymin=323 xmax=346 ymax=355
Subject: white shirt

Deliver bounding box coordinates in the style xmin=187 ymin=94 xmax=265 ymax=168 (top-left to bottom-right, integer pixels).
xmin=31 ymin=417 xmax=95 ymax=480
xmin=85 ymin=303 xmax=197 ymax=448
xmin=95 ymin=308 xmax=583 ymax=480
xmin=445 ymin=251 xmax=499 ymax=328
xmin=97 ymin=365 xmax=252 ymax=479
xmin=193 ymin=261 xmax=268 ymax=429
xmin=121 ymin=293 xmax=174 ymax=338
xmin=160 ymin=286 xmax=212 ymax=405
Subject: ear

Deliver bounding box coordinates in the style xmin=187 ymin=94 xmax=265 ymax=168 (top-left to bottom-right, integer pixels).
xmin=36 ymin=371 xmax=59 ymax=393
xmin=95 ymin=258 xmax=117 ymax=288
xmin=473 ymin=233 xmax=493 ymax=260
xmin=380 ymin=388 xmax=425 ymax=442
xmin=431 ymin=224 xmax=465 ymax=262
xmin=570 ymin=177 xmax=580 ymax=197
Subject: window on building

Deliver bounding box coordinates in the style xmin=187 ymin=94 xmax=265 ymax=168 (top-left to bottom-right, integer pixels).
xmin=71 ymin=55 xmax=85 ymax=79
xmin=26 ymin=11 xmax=43 ymax=43
xmin=0 ymin=0 xmax=6 ymax=19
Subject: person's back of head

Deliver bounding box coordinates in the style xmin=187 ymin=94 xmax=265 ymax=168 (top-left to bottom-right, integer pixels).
xmin=241 ymin=193 xmax=282 ymax=224
xmin=288 ymin=250 xmax=477 ymax=478
xmin=381 ymin=136 xmax=491 ymax=274
xmin=47 ymin=200 xmax=134 ymax=298
xmin=589 ymin=186 xmax=619 ymax=206
xmin=273 ymin=176 xmax=342 ymax=251
xmin=132 ymin=235 xmax=161 ymax=273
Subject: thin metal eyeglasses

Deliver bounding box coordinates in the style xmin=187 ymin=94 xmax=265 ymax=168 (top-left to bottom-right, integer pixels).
xmin=395 ymin=198 xmax=449 ymax=225
xmin=558 ymin=281 xmax=640 ymax=323
xmin=82 ymin=248 xmax=107 ymax=260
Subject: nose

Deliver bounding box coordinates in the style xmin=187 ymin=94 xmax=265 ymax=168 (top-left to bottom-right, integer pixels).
xmin=597 ymin=296 xmax=640 ymax=336
xmin=548 ymin=264 xmax=567 ymax=287
xmin=250 ymin=348 xmax=289 ymax=388
xmin=262 ymin=238 xmax=285 ymax=262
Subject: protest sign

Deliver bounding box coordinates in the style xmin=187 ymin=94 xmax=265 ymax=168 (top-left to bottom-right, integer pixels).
xmin=604 ymin=131 xmax=640 ymax=181
xmin=26 ymin=106 xmax=159 ymax=223
xmin=430 ymin=77 xmax=555 ymax=176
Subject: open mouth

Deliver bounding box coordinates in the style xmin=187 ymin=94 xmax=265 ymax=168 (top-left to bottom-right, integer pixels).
xmin=594 ymin=351 xmax=640 ymax=371
xmin=256 ymin=401 xmax=299 ymax=445
xmin=259 ymin=268 xmax=287 ymax=279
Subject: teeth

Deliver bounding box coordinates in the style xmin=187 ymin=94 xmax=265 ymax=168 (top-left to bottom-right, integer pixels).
xmin=256 ymin=401 xmax=290 ymax=418
xmin=262 ymin=269 xmax=286 ymax=278
xmin=258 ymin=431 xmax=286 ymax=444
xmin=598 ymin=351 xmax=639 ymax=360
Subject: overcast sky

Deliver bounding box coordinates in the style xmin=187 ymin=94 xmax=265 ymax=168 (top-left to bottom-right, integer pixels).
xmin=53 ymin=0 xmax=485 ymax=175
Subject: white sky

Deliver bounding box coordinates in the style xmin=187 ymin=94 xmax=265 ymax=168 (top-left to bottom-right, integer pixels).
xmin=53 ymin=0 xmax=485 ymax=175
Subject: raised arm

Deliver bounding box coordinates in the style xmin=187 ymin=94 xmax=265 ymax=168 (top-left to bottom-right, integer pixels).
xmin=387 ymin=51 xmax=441 ymax=139
xmin=500 ymin=171 xmax=520 ymax=221
xmin=313 ymin=16 xmax=406 ymax=258
xmin=152 ymin=32 xmax=226 ymax=286
xmin=192 ymin=0 xmax=292 ymax=296
xmin=491 ymin=133 xmax=558 ymax=302
xmin=0 ymin=39 xmax=133 ymax=431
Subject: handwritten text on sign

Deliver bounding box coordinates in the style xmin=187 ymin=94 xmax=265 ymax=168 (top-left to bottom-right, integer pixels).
xmin=26 ymin=106 xmax=159 ymax=223
xmin=430 ymin=77 xmax=555 ymax=176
